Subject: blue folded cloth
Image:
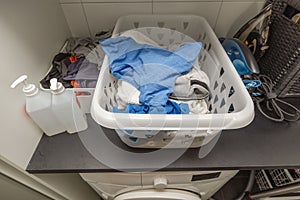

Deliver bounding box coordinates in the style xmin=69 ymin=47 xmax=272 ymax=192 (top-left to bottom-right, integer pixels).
xmin=100 ymin=36 xmax=202 ymax=114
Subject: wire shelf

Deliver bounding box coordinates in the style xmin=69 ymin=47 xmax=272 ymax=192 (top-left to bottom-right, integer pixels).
xmin=256 ymin=169 xmax=300 ymax=191
xmin=255 ymin=170 xmax=272 ymax=191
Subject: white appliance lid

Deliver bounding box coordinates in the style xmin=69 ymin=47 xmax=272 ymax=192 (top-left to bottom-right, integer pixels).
xmin=114 ymin=189 xmax=202 ymax=200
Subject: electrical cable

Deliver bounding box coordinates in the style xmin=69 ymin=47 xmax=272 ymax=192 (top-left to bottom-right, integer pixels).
xmin=251 ymin=75 xmax=300 ymax=122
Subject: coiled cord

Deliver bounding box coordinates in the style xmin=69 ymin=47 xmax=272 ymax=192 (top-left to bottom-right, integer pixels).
xmin=251 ymin=75 xmax=300 ymax=122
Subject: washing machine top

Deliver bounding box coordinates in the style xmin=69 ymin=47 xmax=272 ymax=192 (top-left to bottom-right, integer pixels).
xmin=114 ymin=189 xmax=202 ymax=200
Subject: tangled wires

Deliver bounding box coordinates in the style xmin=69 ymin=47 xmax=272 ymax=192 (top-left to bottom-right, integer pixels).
xmin=249 ymin=75 xmax=300 ymax=122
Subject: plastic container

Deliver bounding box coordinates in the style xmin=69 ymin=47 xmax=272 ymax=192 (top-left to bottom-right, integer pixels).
xmin=91 ymin=15 xmax=254 ymax=148
xmin=11 ymin=75 xmax=65 ymax=136
xmin=50 ymin=78 xmax=88 ymax=134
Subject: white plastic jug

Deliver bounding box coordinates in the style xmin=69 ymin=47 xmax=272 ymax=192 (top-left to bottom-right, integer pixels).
xmin=50 ymin=78 xmax=88 ymax=133
xmin=11 ymin=75 xmax=65 ymax=136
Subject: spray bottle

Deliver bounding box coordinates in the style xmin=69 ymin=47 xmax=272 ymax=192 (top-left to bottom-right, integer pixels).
xmin=11 ymin=75 xmax=65 ymax=136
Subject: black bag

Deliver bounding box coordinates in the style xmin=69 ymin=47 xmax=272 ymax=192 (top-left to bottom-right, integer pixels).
xmin=235 ymin=0 xmax=300 ymax=98
xmin=258 ymin=0 xmax=300 ymax=97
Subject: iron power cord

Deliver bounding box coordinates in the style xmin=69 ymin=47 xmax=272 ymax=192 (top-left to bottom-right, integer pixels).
xmin=251 ymin=75 xmax=300 ymax=122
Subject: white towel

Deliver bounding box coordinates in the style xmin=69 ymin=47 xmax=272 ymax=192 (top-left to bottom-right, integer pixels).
xmin=173 ymin=67 xmax=210 ymax=99
xmin=116 ymin=80 xmax=141 ymax=110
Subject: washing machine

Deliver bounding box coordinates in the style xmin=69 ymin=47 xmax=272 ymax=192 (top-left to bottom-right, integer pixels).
xmin=114 ymin=189 xmax=202 ymax=200
xmin=80 ymin=170 xmax=238 ymax=200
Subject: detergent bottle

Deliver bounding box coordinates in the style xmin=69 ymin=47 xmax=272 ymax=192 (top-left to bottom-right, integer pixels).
xmin=50 ymin=78 xmax=88 ymax=133
xmin=11 ymin=75 xmax=65 ymax=136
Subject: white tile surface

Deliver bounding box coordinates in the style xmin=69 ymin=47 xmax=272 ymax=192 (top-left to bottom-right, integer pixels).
xmin=61 ymin=4 xmax=91 ymax=37
xmin=153 ymin=2 xmax=222 ymax=28
xmin=83 ymin=3 xmax=152 ymax=36
xmin=215 ymin=1 xmax=265 ymax=37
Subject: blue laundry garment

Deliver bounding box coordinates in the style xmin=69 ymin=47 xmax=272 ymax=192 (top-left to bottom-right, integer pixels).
xmin=113 ymin=101 xmax=189 ymax=114
xmin=100 ymin=36 xmax=202 ymax=114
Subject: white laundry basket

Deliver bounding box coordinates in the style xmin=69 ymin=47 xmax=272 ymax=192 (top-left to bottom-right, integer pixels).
xmin=91 ymin=15 xmax=254 ymax=148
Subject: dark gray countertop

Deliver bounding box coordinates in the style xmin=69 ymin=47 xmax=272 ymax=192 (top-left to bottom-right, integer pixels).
xmin=27 ymin=99 xmax=300 ymax=173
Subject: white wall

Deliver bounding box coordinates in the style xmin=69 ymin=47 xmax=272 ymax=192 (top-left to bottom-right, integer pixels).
xmin=36 ymin=174 xmax=100 ymax=200
xmin=0 ymin=1 xmax=101 ymax=199
xmin=0 ymin=157 xmax=67 ymax=200
xmin=0 ymin=174 xmax=52 ymax=200
xmin=0 ymin=157 xmax=100 ymax=200
xmin=60 ymin=0 xmax=265 ymax=38
xmin=0 ymin=0 xmax=70 ymax=169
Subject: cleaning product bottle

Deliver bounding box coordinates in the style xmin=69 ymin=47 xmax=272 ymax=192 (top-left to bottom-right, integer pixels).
xmin=50 ymin=78 xmax=88 ymax=133
xmin=11 ymin=75 xmax=65 ymax=136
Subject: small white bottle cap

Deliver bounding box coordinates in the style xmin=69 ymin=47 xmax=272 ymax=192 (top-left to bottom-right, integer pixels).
xmin=50 ymin=78 xmax=65 ymax=94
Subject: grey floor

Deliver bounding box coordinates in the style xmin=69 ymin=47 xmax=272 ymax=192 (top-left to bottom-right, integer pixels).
xmin=212 ymin=170 xmax=255 ymax=200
